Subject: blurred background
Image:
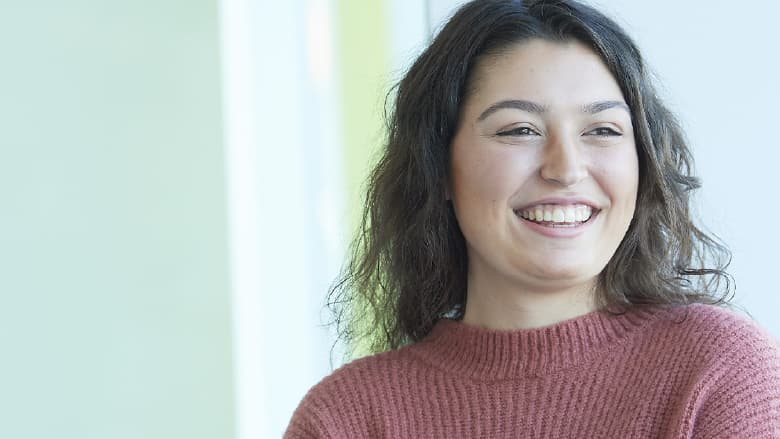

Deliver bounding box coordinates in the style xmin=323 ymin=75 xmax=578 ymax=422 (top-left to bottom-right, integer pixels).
xmin=1 ymin=0 xmax=777 ymax=438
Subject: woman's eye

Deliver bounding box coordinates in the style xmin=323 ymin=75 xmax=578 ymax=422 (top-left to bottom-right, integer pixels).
xmin=497 ymin=126 xmax=537 ymax=136
xmin=587 ymin=127 xmax=621 ymax=137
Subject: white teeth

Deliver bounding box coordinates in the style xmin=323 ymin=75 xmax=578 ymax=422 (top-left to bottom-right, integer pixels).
xmin=564 ymin=206 xmax=575 ymax=223
xmin=578 ymin=206 xmax=586 ymax=222
xmin=518 ymin=203 xmax=594 ymax=224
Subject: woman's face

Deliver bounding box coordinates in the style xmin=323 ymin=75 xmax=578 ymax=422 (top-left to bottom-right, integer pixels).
xmin=449 ymin=39 xmax=638 ymax=296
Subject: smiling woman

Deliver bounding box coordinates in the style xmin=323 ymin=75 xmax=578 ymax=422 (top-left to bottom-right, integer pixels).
xmin=450 ymin=39 xmax=640 ymax=330
xmin=285 ymin=0 xmax=780 ymax=437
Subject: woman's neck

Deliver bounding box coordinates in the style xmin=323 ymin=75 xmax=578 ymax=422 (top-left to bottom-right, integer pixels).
xmin=462 ymin=275 xmax=598 ymax=330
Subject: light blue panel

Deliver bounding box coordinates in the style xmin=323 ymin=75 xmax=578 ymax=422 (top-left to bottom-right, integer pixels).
xmin=0 ymin=1 xmax=234 ymax=438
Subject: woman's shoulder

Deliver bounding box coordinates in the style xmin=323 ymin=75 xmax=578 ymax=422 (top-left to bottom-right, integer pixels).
xmin=284 ymin=345 xmax=424 ymax=438
xmin=652 ymin=302 xmax=780 ymax=366
xmin=305 ymin=344 xmax=420 ymax=395
xmin=652 ymin=303 xmax=780 ymax=436
xmin=664 ymin=302 xmax=778 ymax=341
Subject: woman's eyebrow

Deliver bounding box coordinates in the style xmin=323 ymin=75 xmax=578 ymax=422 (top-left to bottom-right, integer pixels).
xmin=477 ymin=100 xmax=547 ymax=121
xmin=477 ymin=99 xmax=630 ymax=121
xmin=582 ymin=100 xmax=630 ymax=114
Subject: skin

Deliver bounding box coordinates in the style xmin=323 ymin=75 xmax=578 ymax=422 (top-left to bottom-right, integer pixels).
xmin=449 ymin=39 xmax=639 ymax=330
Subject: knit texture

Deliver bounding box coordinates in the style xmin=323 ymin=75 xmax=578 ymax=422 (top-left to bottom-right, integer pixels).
xmin=285 ymin=304 xmax=780 ymax=438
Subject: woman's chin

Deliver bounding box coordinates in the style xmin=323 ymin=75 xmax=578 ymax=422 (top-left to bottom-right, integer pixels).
xmin=519 ymin=262 xmax=599 ymax=288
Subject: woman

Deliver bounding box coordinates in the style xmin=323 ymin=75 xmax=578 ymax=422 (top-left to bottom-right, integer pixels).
xmin=286 ymin=0 xmax=780 ymax=437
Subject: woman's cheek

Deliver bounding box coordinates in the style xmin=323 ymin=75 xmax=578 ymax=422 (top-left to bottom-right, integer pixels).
xmin=477 ymin=148 xmax=537 ymax=196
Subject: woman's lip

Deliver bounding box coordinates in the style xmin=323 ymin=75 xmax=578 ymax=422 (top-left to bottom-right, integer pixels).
xmin=514 ymin=209 xmax=599 ymax=238
xmin=515 ymin=197 xmax=600 ymax=211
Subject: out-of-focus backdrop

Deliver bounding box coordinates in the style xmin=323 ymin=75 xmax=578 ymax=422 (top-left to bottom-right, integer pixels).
xmin=1 ymin=0 xmax=777 ymax=438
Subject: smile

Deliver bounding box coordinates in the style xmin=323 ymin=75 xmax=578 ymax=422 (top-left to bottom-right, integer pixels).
xmin=512 ymin=203 xmax=600 ymax=237
xmin=515 ymin=203 xmax=595 ymax=225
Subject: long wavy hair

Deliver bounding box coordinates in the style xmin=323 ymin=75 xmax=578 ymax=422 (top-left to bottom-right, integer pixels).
xmin=329 ymin=0 xmax=733 ymax=357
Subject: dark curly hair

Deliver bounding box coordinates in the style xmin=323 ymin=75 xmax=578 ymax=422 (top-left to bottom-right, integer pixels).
xmin=329 ymin=0 xmax=734 ymax=357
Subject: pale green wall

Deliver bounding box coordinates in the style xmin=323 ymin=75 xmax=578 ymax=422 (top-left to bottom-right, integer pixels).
xmin=337 ymin=0 xmax=391 ymax=358
xmin=339 ymin=0 xmax=390 ymax=233
xmin=0 ymin=2 xmax=234 ymax=438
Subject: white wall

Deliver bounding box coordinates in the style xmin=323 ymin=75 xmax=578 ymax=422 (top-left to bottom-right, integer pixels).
xmin=220 ymin=0 xmax=343 ymax=437
xmin=425 ymin=0 xmax=780 ymax=337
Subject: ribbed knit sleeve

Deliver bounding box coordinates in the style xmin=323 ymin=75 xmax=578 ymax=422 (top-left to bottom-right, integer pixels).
xmin=285 ymin=353 xmax=394 ymax=439
xmin=686 ymin=312 xmax=780 ymax=438
xmin=284 ymin=398 xmax=329 ymax=439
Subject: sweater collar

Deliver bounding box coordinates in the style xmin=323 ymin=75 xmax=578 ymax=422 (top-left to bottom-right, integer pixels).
xmin=411 ymin=305 xmax=665 ymax=380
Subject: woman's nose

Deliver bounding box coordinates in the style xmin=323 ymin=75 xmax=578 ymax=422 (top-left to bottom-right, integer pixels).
xmin=539 ymin=136 xmax=588 ymax=187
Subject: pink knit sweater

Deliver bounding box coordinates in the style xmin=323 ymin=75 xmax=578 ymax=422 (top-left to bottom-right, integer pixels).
xmin=285 ymin=304 xmax=780 ymax=438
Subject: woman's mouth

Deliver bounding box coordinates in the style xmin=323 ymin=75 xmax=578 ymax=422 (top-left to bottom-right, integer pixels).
xmin=513 ymin=203 xmax=600 ymax=228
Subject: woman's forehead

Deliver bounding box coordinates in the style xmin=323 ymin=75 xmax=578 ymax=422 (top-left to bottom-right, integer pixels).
xmin=465 ymin=39 xmax=625 ymax=113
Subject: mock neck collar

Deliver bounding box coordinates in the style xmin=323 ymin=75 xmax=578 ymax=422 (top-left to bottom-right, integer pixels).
xmin=410 ymin=305 xmax=667 ymax=380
